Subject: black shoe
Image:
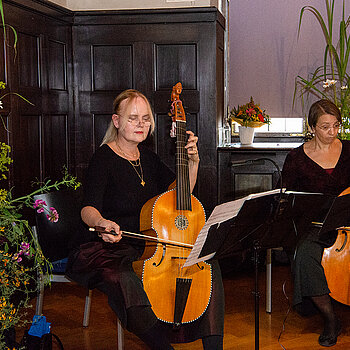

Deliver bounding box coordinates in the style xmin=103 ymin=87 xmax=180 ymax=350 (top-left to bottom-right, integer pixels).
xmin=318 ymin=319 xmax=342 ymax=347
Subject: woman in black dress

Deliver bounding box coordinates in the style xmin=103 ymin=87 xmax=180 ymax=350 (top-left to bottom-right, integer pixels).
xmin=66 ymin=89 xmax=224 ymax=349
xmin=282 ymin=99 xmax=350 ymax=347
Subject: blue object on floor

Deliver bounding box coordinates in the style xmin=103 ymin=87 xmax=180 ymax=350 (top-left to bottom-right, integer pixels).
xmin=28 ymin=315 xmax=51 ymax=337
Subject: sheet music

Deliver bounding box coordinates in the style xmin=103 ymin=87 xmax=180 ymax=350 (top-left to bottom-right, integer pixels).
xmin=184 ymin=188 xmax=282 ymax=267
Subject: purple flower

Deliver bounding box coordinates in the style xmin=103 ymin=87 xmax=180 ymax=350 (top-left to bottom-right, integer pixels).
xmin=46 ymin=207 xmax=59 ymax=223
xmin=20 ymin=242 xmax=30 ymax=256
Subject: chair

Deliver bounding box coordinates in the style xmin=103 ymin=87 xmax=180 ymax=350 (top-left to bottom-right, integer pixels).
xmin=33 ymin=189 xmax=124 ymax=350
xmin=266 ymin=247 xmax=285 ymax=313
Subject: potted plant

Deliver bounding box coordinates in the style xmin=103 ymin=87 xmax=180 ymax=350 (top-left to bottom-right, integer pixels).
xmin=0 ymin=139 xmax=80 ymax=349
xmin=229 ymin=97 xmax=270 ymax=145
xmin=295 ymin=0 xmax=350 ymax=139
xmin=0 ymin=1 xmax=80 ymax=346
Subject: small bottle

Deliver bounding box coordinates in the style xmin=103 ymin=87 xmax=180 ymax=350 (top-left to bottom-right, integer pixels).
xmin=223 ymin=118 xmax=231 ymax=145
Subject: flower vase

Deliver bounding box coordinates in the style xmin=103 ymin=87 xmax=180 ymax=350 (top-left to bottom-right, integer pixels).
xmin=239 ymin=126 xmax=255 ymax=145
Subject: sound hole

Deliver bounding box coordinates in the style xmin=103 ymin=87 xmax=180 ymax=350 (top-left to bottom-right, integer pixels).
xmin=174 ymin=215 xmax=189 ymax=230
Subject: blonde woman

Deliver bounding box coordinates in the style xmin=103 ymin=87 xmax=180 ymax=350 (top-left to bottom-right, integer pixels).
xmin=66 ymin=89 xmax=224 ymax=349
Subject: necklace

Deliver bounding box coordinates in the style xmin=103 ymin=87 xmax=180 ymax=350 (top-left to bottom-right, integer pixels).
xmin=115 ymin=142 xmax=139 ymax=159
xmin=116 ymin=143 xmax=145 ymax=186
xmin=128 ymin=159 xmax=145 ymax=186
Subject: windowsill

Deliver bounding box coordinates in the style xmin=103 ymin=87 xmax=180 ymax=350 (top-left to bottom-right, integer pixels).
xmin=231 ymin=131 xmax=304 ymax=138
xmin=220 ymin=142 xmax=302 ymax=150
xmin=228 ymin=132 xmax=305 ymax=145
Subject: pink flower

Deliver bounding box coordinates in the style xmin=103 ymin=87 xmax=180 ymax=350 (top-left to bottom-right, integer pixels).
xmin=20 ymin=242 xmax=30 ymax=256
xmin=46 ymin=207 xmax=59 ymax=223
xmin=33 ymin=199 xmax=47 ymax=213
xmin=12 ymin=253 xmax=22 ymax=263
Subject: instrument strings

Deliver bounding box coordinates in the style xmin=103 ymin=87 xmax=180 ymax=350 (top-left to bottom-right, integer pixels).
xmin=176 ymin=118 xmax=192 ymax=277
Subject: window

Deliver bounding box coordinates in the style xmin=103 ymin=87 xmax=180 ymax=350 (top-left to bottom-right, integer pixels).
xmin=231 ymin=117 xmax=304 ymax=134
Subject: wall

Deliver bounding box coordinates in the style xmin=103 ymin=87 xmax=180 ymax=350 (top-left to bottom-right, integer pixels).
xmin=47 ymin=0 xmax=346 ymax=121
xmin=47 ymin=0 xmax=222 ymax=11
xmin=229 ymin=0 xmax=346 ymax=119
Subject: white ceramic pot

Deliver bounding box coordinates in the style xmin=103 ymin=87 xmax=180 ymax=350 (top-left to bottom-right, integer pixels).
xmin=239 ymin=126 xmax=255 ymax=145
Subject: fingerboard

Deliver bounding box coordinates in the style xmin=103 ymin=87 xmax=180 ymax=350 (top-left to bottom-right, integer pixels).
xmin=176 ymin=120 xmax=192 ymax=211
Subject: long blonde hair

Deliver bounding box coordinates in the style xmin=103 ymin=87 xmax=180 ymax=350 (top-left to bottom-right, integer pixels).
xmin=101 ymin=89 xmax=155 ymax=146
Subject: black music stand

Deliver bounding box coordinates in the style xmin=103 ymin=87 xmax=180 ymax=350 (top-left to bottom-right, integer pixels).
xmin=194 ymin=190 xmax=350 ymax=350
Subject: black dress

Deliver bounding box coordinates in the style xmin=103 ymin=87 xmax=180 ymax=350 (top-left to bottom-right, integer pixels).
xmin=66 ymin=144 xmax=224 ymax=343
xmin=281 ymin=140 xmax=350 ymax=306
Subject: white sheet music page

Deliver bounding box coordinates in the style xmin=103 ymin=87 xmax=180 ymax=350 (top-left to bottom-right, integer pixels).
xmin=183 ymin=188 xmax=283 ymax=267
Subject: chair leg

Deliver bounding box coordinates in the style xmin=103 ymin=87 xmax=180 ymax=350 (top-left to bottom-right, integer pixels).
xmin=117 ymin=318 xmax=124 ymax=350
xmin=266 ymin=248 xmax=272 ymax=313
xmin=83 ymin=289 xmax=92 ymax=327
xmin=35 ymin=273 xmax=44 ymax=315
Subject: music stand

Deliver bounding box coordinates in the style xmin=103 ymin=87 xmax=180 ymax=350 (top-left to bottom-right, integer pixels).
xmin=187 ymin=190 xmax=350 ymax=350
xmin=317 ymin=193 xmax=350 ymax=233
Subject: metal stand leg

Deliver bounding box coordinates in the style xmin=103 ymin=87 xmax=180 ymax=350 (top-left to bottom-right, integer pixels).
xmin=266 ymin=248 xmax=272 ymax=313
xmin=83 ymin=289 xmax=92 ymax=328
xmin=253 ymin=241 xmax=261 ymax=350
xmin=35 ymin=273 xmax=44 ymax=315
xmin=117 ymin=318 xmax=124 ymax=350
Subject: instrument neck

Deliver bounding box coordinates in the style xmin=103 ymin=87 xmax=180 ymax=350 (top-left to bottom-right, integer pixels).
xmin=176 ymin=120 xmax=192 ymax=211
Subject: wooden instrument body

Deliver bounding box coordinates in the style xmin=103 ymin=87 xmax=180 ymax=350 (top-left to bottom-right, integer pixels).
xmin=140 ymin=188 xmax=212 ymax=324
xmin=322 ymin=187 xmax=350 ymax=305
xmin=322 ymin=228 xmax=350 ymax=304
xmin=139 ymin=81 xmax=212 ymax=325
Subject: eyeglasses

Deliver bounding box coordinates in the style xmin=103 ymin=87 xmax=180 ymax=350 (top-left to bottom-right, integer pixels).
xmin=316 ymin=123 xmax=341 ymax=131
xmin=122 ymin=115 xmax=152 ymax=126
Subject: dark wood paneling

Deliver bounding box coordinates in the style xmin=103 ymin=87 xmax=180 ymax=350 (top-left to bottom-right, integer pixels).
xmin=43 ymin=114 xmax=68 ymax=180
xmin=3 ymin=2 xmax=224 ymax=213
xmin=93 ymin=113 xmax=112 ymax=151
xmin=156 ymin=44 xmax=197 ymax=89
xmin=71 ymin=9 xmax=224 ymax=212
xmin=18 ymin=32 xmax=40 ymax=88
xmin=92 ymin=45 xmax=133 ymax=91
xmin=14 ymin=114 xmax=41 ymax=194
xmin=133 ymin=42 xmax=153 ymax=96
xmin=48 ymin=39 xmax=67 ymax=90
xmin=73 ymin=7 xmax=224 ymax=26
xmin=4 ymin=0 xmax=73 ymax=196
xmin=0 ymin=114 xmax=10 ymax=147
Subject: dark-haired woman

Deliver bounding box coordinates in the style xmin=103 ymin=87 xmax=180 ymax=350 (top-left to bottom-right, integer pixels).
xmin=66 ymin=89 xmax=224 ymax=350
xmin=282 ymin=99 xmax=350 ymax=347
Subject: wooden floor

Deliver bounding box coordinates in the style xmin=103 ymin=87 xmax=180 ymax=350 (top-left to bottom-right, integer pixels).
xmin=17 ymin=263 xmax=350 ymax=349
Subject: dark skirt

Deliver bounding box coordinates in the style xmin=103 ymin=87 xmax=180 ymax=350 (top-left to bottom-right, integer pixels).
xmin=65 ymin=241 xmax=224 ymax=342
xmin=291 ymin=226 xmax=337 ymax=306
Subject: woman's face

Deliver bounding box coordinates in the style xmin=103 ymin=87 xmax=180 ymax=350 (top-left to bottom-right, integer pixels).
xmin=113 ymin=97 xmax=151 ymax=144
xmin=311 ymin=113 xmax=341 ymax=144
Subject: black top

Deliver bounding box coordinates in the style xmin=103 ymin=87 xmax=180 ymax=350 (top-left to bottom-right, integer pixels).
xmin=67 ymin=144 xmax=225 ymax=341
xmin=282 ymin=139 xmax=350 ymax=195
xmin=78 ymin=144 xmax=175 ymax=250
xmin=282 ymin=139 xmax=350 ymax=246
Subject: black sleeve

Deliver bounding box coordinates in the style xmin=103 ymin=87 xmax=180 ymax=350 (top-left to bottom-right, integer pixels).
xmin=281 ymin=150 xmax=299 ymax=191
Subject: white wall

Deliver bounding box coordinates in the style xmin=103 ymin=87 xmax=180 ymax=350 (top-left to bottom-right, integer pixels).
xmin=47 ymin=0 xmax=221 ymax=11
xmin=229 ymin=0 xmax=346 ymax=119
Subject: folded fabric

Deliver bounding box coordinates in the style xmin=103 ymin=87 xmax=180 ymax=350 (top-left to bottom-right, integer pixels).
xmin=28 ymin=315 xmax=51 ymax=337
